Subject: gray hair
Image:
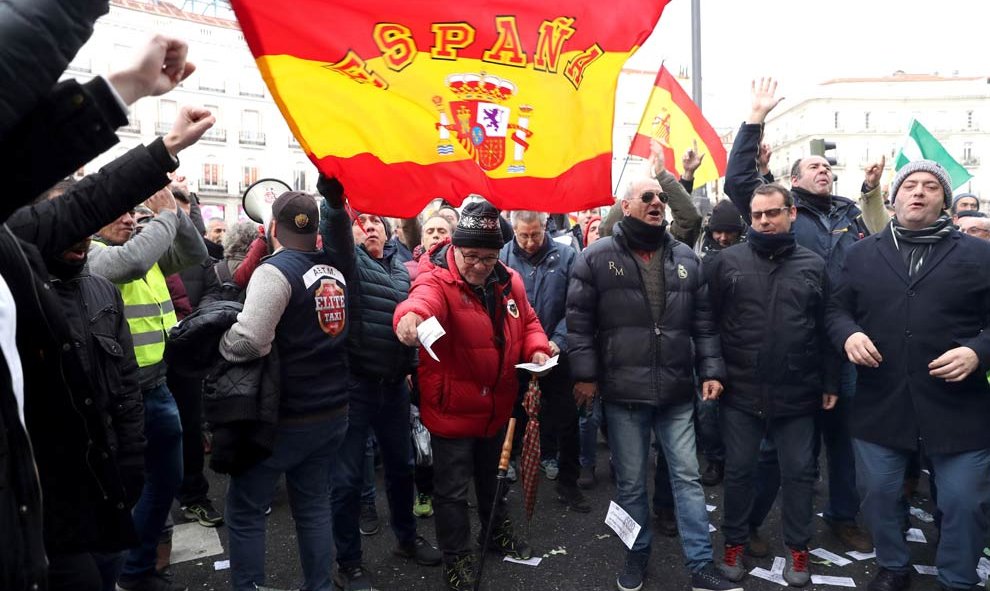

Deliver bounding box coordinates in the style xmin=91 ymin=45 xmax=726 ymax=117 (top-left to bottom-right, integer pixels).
xmin=622 ymin=179 xmax=660 ymax=202
xmin=510 ymin=210 xmax=548 ymax=227
xmin=223 ymin=221 xmax=258 ymax=260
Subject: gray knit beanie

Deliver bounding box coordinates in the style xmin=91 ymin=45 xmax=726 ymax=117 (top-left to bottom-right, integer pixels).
xmin=889 ymin=160 xmax=953 ymax=208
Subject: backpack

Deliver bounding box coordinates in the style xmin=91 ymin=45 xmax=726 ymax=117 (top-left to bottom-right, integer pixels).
xmin=212 ymin=261 xmax=246 ymax=303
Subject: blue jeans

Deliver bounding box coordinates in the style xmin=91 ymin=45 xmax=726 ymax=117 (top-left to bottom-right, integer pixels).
xmin=361 ymin=434 xmax=377 ymax=505
xmin=121 ymin=384 xmax=183 ymax=580
xmin=227 ymin=416 xmax=347 ymax=591
xmin=330 ymin=377 xmax=416 ymax=568
xmin=854 ymin=439 xmax=990 ymax=589
xmin=578 ymin=396 xmax=603 ymax=467
xmin=605 ymin=401 xmax=713 ymax=572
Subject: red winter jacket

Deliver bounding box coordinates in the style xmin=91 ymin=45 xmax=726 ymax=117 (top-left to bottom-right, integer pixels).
xmin=394 ymin=242 xmax=550 ymax=439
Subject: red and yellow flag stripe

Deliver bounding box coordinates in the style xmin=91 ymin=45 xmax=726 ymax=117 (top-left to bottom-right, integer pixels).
xmin=231 ymin=0 xmax=669 ymax=217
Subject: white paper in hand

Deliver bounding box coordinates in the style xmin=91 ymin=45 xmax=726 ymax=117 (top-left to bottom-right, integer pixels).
xmin=515 ymin=354 xmax=559 ymax=373
xmin=604 ymin=501 xmax=641 ymax=550
xmin=416 ymin=316 xmax=446 ymax=362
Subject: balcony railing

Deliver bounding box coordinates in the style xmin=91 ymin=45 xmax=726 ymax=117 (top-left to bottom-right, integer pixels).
xmin=239 ymin=86 xmax=265 ymax=98
xmin=200 ymin=128 xmax=227 ymax=143
xmin=963 ymin=157 xmax=980 ymax=166
xmin=198 ymin=181 xmax=228 ymax=194
xmin=118 ymin=122 xmax=141 ymax=135
xmin=288 ymin=136 xmax=302 ymax=149
xmin=66 ymin=62 xmax=92 ymax=74
xmin=198 ymin=79 xmax=226 ymax=93
xmin=239 ymin=131 xmax=266 ymax=146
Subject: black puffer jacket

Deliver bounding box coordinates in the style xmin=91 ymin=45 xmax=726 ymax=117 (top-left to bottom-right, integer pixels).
xmin=167 ymin=302 xmax=280 ymax=475
xmin=706 ymin=241 xmax=838 ymax=419
xmin=324 ymin=207 xmax=415 ymax=383
xmin=567 ymin=223 xmax=724 ymax=406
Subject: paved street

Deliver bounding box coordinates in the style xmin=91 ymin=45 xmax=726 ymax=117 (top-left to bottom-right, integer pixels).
xmin=173 ymin=440 xmax=954 ymax=591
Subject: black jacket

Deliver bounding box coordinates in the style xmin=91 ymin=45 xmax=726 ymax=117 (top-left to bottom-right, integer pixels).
xmin=566 ymin=223 xmax=724 ymax=406
xmin=724 ymin=123 xmax=870 ymax=279
xmin=44 ymin=268 xmax=144 ymax=552
xmin=0 ymin=139 xmax=173 ymax=562
xmin=324 ymin=207 xmax=415 ymax=383
xmin=167 ymin=302 xmax=280 ymax=475
xmin=707 ymin=241 xmax=838 ymax=419
xmin=827 ymin=228 xmax=990 ymax=454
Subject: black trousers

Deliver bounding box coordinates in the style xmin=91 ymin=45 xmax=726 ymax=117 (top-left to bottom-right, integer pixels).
xmin=167 ymin=369 xmax=209 ymax=506
xmin=431 ymin=432 xmax=508 ymax=562
xmin=48 ymin=552 xmax=102 ymax=591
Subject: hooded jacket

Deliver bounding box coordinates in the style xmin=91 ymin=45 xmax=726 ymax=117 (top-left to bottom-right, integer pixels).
xmin=393 ymin=241 xmax=550 ymax=438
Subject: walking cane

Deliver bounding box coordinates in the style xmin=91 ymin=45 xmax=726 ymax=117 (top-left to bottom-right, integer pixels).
xmin=474 ymin=417 xmax=516 ymax=591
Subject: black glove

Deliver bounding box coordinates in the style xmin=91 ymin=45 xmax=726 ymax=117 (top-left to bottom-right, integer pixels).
xmin=316 ymin=174 xmax=344 ymax=207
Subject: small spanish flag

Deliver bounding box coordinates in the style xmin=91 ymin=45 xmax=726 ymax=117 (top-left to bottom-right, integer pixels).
xmin=628 ymin=65 xmax=727 ymax=187
xmin=230 ymin=0 xmax=669 ymax=217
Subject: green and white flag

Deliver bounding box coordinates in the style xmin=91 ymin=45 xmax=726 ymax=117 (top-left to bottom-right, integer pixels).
xmin=895 ymin=119 xmax=973 ymax=190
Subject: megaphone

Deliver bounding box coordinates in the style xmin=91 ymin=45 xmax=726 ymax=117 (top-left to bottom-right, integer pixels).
xmin=242 ymin=178 xmax=292 ymax=225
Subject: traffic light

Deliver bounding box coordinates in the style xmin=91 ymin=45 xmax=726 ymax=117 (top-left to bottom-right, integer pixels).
xmin=809 ymin=138 xmax=837 ymax=166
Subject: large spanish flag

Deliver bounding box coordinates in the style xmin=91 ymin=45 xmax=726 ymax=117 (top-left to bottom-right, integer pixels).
xmin=628 ymin=65 xmax=727 ymax=188
xmin=230 ymin=0 xmax=669 ymax=217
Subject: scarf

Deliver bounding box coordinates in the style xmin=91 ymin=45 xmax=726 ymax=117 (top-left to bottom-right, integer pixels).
xmin=745 ymin=227 xmax=796 ymax=259
xmin=791 ymin=187 xmax=832 ymax=215
xmin=619 ymin=216 xmax=668 ymax=252
xmin=890 ymin=214 xmax=953 ymax=277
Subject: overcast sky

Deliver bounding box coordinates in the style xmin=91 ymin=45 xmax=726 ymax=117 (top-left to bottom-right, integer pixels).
xmin=627 ymin=0 xmax=988 ymax=129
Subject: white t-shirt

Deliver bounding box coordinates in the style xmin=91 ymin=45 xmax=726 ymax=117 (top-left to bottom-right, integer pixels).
xmin=0 ymin=274 xmax=24 ymax=426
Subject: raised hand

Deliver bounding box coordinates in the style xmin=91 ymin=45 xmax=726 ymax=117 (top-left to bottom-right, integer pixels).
xmin=748 ymin=77 xmax=784 ymax=124
xmin=681 ymin=139 xmax=706 ymax=181
xmin=648 ymin=138 xmax=665 ymax=178
xmin=163 ymin=106 xmax=215 ymax=158
xmin=757 ymin=142 xmax=773 ymax=175
xmin=145 ymin=187 xmax=177 ymax=215
xmin=108 ymin=36 xmax=196 ymax=104
xmin=864 ymin=154 xmax=886 ymax=190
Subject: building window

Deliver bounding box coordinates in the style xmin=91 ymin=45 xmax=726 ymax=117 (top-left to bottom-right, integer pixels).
xmin=157 ymin=100 xmax=177 ymax=134
xmin=864 ymin=112 xmax=871 ymax=130
xmin=293 ymin=166 xmax=307 ymax=191
xmin=242 ymin=160 xmax=259 ymax=192
xmin=968 ymin=110 xmax=974 ymax=129
xmin=240 ymin=65 xmax=266 ymax=97
xmin=202 ymin=158 xmax=224 ymax=189
xmin=239 ymin=110 xmax=265 ymax=145
xmin=198 ymin=60 xmax=226 ymax=93
xmin=964 ymin=142 xmax=975 ymax=164
xmin=833 ymin=112 xmax=840 ymax=130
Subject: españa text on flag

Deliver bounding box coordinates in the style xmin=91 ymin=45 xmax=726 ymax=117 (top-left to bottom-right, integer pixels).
xmin=230 ymin=0 xmax=670 ymax=217
xmin=628 ymin=65 xmax=727 ymax=188
xmin=895 ymin=119 xmax=973 ymax=190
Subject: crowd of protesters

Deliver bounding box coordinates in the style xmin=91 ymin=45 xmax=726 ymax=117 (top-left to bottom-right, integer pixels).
xmin=3 ymin=5 xmax=990 ymax=591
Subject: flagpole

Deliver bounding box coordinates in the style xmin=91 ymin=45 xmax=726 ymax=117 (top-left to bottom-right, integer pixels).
xmin=614 ymin=59 xmax=665 ymax=196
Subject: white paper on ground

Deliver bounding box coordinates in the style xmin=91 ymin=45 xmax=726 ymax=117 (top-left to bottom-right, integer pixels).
xmin=213 ymin=560 xmax=230 ymax=571
xmin=905 ymin=528 xmax=927 ymax=544
xmin=504 ymin=556 xmax=542 ymax=566
xmin=515 ymin=354 xmax=559 ymax=373
xmin=909 ymin=506 xmax=935 ymax=523
xmin=811 ymin=575 xmax=857 ymax=587
xmin=706 ymin=504 xmax=716 ymax=512
xmin=708 ymin=523 xmax=716 ymax=533
xmin=810 ymin=548 xmax=852 ymax=567
xmin=170 ymin=522 xmax=224 ymax=564
xmin=604 ymin=501 xmax=641 ymax=550
xmin=816 ymin=512 xmax=824 ymax=518
xmin=846 ymin=550 xmax=877 ymax=560
xmin=416 ymin=316 xmax=446 ymax=362
xmin=913 ymin=564 xmax=938 ymax=575
xmin=978 ymin=557 xmax=990 ymax=583
xmin=749 ymin=567 xmax=787 ymax=586
xmin=770 ymin=556 xmax=785 ymax=576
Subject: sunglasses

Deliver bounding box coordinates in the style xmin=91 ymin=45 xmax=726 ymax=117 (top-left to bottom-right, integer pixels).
xmin=751 ymin=207 xmax=789 ymax=220
xmin=639 ymin=190 xmax=668 ymax=204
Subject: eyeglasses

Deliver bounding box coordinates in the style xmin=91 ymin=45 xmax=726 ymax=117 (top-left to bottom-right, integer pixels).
xmin=751 ymin=207 xmax=789 ymax=221
xmin=639 ymin=190 xmax=668 ymax=204
xmin=461 ymin=253 xmax=499 ymax=266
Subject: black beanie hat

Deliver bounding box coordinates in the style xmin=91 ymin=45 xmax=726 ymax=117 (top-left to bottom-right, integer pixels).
xmin=452 ymin=201 xmax=504 ymax=250
xmin=708 ymin=200 xmax=745 ymax=233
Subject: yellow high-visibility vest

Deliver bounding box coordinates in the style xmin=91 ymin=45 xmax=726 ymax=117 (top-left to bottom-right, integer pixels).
xmin=92 ymin=243 xmax=176 ymax=367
